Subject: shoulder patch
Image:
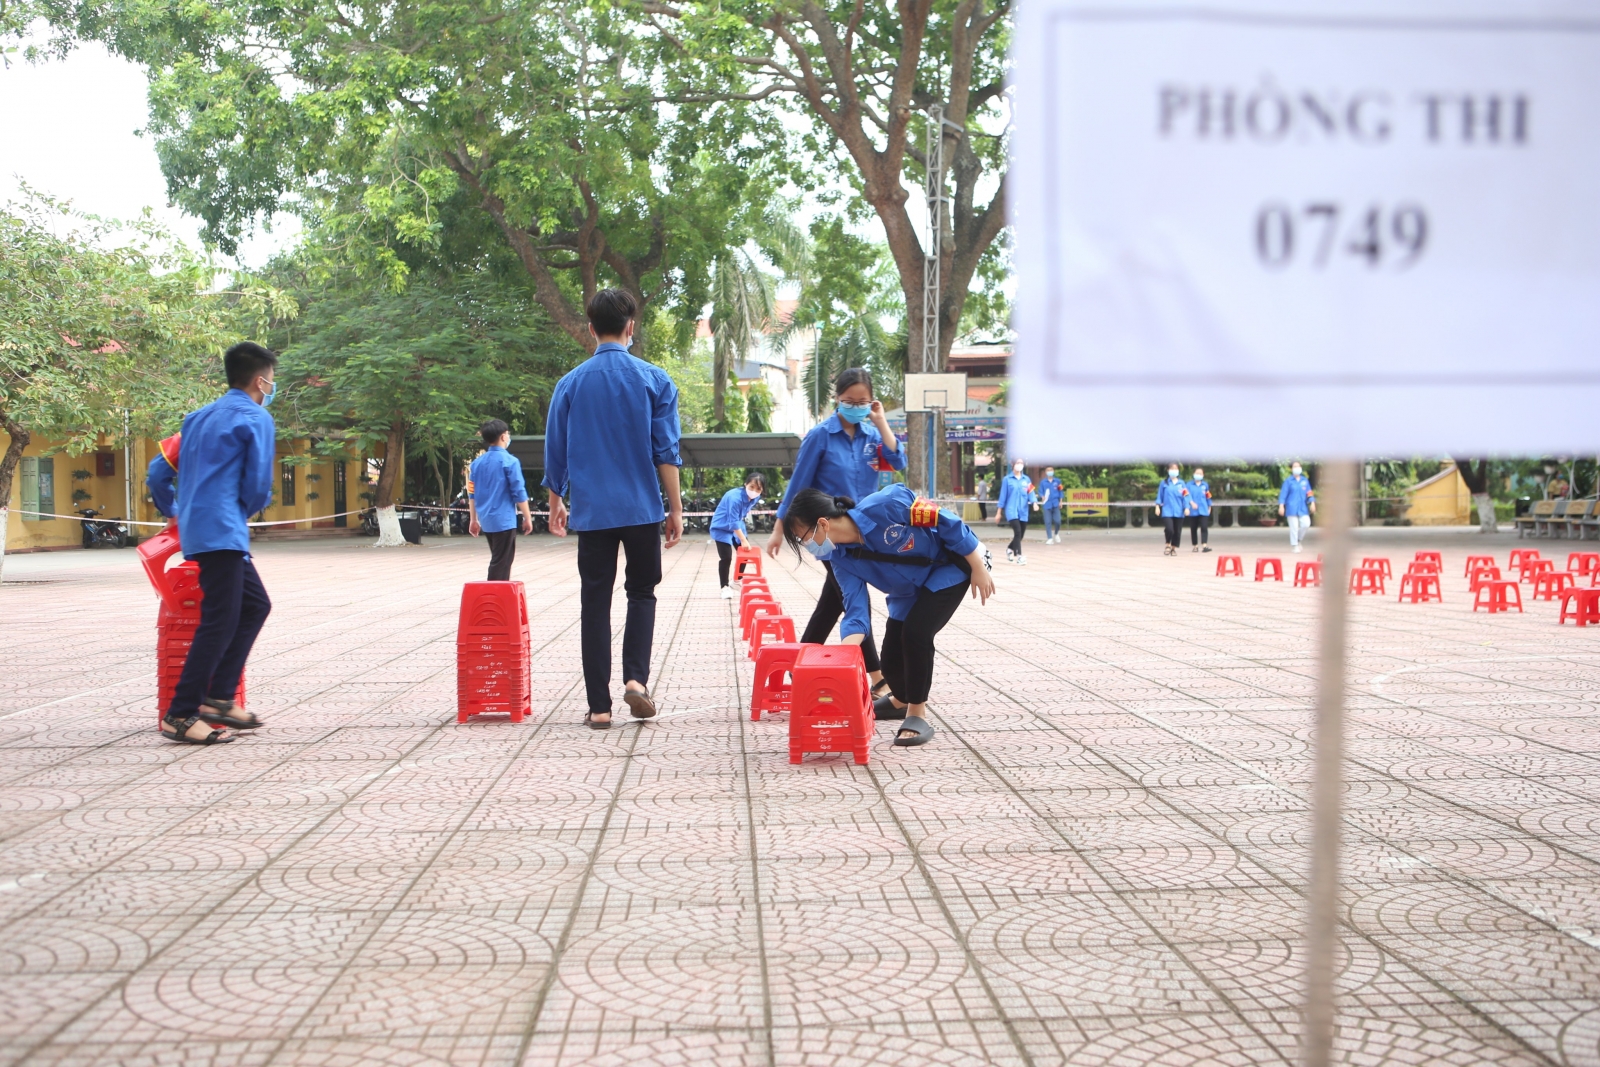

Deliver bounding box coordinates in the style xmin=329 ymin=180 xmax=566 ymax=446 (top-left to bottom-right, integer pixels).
xmin=909 ymin=499 xmax=939 ymax=528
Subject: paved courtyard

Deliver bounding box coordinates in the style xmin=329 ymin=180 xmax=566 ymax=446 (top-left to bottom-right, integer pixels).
xmin=2 ymin=526 xmax=1599 ymax=1067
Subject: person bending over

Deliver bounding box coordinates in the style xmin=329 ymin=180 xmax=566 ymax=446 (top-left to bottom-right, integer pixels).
xmin=710 ymin=472 xmax=765 ymax=597
xmin=781 ymin=484 xmax=995 ymax=748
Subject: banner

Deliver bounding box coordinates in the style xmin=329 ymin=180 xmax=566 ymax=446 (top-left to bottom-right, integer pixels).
xmin=1011 ymin=3 xmax=1600 ymax=459
xmin=1066 ymin=487 xmax=1109 ymax=517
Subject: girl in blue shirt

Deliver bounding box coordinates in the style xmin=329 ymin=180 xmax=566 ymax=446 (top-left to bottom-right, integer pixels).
xmin=710 ymin=472 xmax=764 ymax=597
xmin=995 ymin=460 xmax=1038 ymax=564
xmin=1155 ymin=465 xmax=1193 ymax=556
xmin=767 ymin=368 xmax=906 ymax=698
xmin=781 ymin=485 xmax=995 ymax=747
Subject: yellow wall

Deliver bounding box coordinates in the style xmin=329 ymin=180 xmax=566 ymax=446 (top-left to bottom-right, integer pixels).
xmin=1405 ymin=465 xmax=1473 ymax=525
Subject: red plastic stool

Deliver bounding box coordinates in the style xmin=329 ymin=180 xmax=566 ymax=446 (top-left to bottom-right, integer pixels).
xmin=1397 ymin=573 xmax=1442 ymax=603
xmin=1509 ymin=549 xmax=1541 ymax=570
xmin=1254 ymin=558 xmax=1283 ymax=582
xmin=1469 ymin=565 xmax=1502 ymax=593
xmin=788 ymin=644 xmax=873 ymax=765
xmin=738 ymin=581 xmax=772 ymax=612
xmin=1473 ymin=580 xmax=1523 ymax=614
xmin=741 ymin=597 xmax=783 ymax=640
xmin=1559 ymin=588 xmax=1600 ymax=626
xmin=1360 ymin=557 xmax=1393 ymax=579
xmin=1568 ymin=552 xmax=1600 ymax=577
xmin=1406 ymin=560 xmax=1440 ymax=577
xmin=749 ymin=615 xmax=797 ymax=659
xmin=750 ymin=642 xmax=807 ymax=720
xmin=1533 ymin=572 xmax=1575 ymax=600
xmin=456 ymin=581 xmax=531 ymax=723
xmin=1348 ymin=567 xmax=1386 ymax=595
xmin=1521 ymin=558 xmax=1555 ymax=584
xmin=1293 ymin=561 xmax=1322 ymax=587
xmin=734 ymin=545 xmax=763 ymax=580
xmin=156 ymin=600 xmax=246 ymax=724
xmin=1413 ymin=551 xmax=1442 ymax=569
xmin=1215 ymin=555 xmax=1243 ymax=577
xmin=1463 ymin=554 xmax=1496 ymax=578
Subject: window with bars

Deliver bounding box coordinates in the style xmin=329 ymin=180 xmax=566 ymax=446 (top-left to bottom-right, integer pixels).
xmin=281 ymin=461 xmax=296 ymax=506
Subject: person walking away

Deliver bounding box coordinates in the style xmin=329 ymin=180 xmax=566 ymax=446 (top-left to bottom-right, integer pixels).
xmin=160 ymin=342 xmax=277 ymax=744
xmin=781 ymin=485 xmax=995 ymax=745
xmin=1279 ymin=462 xmax=1316 ymax=553
xmin=1156 ymin=465 xmax=1192 ymax=556
xmin=710 ymin=472 xmax=765 ymax=597
xmin=466 ymin=419 xmax=534 ymax=580
xmin=145 ymin=432 xmax=182 ymax=521
xmin=544 ymin=289 xmax=683 ymax=729
xmin=997 ymin=459 xmax=1037 ymax=565
xmin=1187 ymin=467 xmax=1213 ymax=553
xmin=766 ymin=367 xmax=905 ymax=701
xmin=1037 ymin=466 xmax=1065 ymax=544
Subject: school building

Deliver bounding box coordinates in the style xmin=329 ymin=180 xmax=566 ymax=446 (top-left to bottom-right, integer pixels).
xmin=2 ymin=431 xmax=369 ymax=553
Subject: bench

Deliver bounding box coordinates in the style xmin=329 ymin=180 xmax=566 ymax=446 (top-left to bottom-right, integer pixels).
xmin=1516 ymin=500 xmax=1556 ymax=538
xmin=1538 ymin=499 xmax=1574 ymax=538
xmin=1566 ymin=498 xmax=1600 ymax=540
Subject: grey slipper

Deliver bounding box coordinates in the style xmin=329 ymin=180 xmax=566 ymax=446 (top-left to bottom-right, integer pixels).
xmin=624 ymin=688 xmax=657 ymax=719
xmin=873 ymin=693 xmax=906 ymax=720
xmin=892 ymin=715 xmax=935 ymax=747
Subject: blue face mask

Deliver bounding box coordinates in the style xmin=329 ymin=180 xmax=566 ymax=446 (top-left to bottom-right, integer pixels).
xmin=260 ymin=380 xmax=277 ymax=408
xmin=836 ymin=402 xmax=872 ymax=424
xmin=804 ymin=534 xmax=835 ymax=560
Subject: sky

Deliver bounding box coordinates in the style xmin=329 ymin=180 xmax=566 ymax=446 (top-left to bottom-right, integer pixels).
xmin=0 ymin=39 xmax=297 ymax=268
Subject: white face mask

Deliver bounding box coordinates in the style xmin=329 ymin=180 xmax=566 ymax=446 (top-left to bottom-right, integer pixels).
xmin=1292 ymin=467 xmax=1302 ymax=477
xmin=746 ymin=487 xmax=760 ymax=500
xmin=1168 ymin=469 xmax=1180 ymax=479
xmin=1013 ymin=464 xmax=1024 ymax=474
xmin=1193 ymin=473 xmax=1203 ymax=481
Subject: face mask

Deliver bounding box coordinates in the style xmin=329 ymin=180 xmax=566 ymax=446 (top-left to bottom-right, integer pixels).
xmin=1168 ymin=469 xmax=1180 ymax=479
xmin=1292 ymin=467 xmax=1302 ymax=477
xmin=1045 ymin=471 xmax=1054 ymax=479
xmin=1013 ymin=464 xmax=1024 ymax=474
xmin=747 ymin=488 xmax=760 ymax=500
xmin=804 ymin=534 xmax=835 ymax=560
xmin=259 ymin=380 xmax=277 ymax=408
xmin=836 ymin=402 xmax=872 ymax=424
xmin=1194 ymin=474 xmax=1203 ymax=481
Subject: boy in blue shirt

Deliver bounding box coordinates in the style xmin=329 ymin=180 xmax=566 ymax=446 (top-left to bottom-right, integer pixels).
xmin=467 ymin=419 xmax=533 ymax=580
xmin=710 ymin=471 xmax=765 ymax=597
xmin=543 ymin=289 xmax=683 ymax=729
xmin=162 ymin=342 xmax=277 ymax=744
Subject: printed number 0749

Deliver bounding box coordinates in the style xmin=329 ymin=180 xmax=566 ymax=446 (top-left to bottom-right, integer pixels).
xmin=1255 ymin=203 xmax=1427 ymax=270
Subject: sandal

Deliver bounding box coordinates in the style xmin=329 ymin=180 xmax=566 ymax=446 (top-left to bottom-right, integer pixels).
xmin=623 ymin=687 xmax=657 ymax=719
xmin=161 ymin=713 xmax=235 ymax=745
xmin=892 ymin=716 xmax=935 ymax=747
xmin=199 ymin=697 xmax=263 ymax=730
xmin=873 ymin=693 xmax=907 ymax=721
xmin=871 ymin=679 xmax=893 ymax=701
xmin=585 ymin=710 xmax=612 ymax=731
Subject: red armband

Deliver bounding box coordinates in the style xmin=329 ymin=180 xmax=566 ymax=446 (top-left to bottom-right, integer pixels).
xmin=909 ymin=500 xmax=940 ymax=528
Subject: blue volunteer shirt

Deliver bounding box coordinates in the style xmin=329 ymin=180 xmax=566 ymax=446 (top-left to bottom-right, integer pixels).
xmin=147 ymin=453 xmax=178 ymax=518
xmin=1188 ymin=479 xmax=1212 ymax=517
xmin=996 ymin=472 xmax=1036 ymax=521
xmin=709 ymin=487 xmax=758 ymax=545
xmin=542 ymin=343 xmax=682 ymax=532
xmin=176 ymin=389 xmax=275 ymax=557
xmin=775 ymin=413 xmax=905 ymax=519
xmin=1156 ymin=477 xmax=1192 ymax=517
xmin=468 ymin=446 xmax=529 ymax=534
xmin=1279 ymin=474 xmax=1315 ymax=516
xmin=1037 ymin=476 xmax=1064 ymax=509
xmin=829 ymin=484 xmax=980 ymax=640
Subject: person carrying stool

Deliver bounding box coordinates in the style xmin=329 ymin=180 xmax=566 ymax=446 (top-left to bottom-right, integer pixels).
xmin=160 ymin=342 xmax=277 ymax=744
xmin=1278 ymin=462 xmax=1316 ymax=553
xmin=1187 ymin=466 xmax=1213 ymax=553
xmin=466 ymin=419 xmax=534 ymax=580
xmin=710 ymin=471 xmax=765 ymax=598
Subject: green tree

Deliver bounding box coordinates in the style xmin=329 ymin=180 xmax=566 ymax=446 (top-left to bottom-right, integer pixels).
xmin=0 ymin=192 xmax=235 ymax=574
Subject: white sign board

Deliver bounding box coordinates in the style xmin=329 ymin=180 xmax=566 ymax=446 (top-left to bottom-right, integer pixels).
xmin=1011 ymin=3 xmax=1600 ymax=460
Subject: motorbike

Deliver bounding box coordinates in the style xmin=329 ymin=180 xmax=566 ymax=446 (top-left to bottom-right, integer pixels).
xmin=77 ymin=507 xmax=129 ymax=549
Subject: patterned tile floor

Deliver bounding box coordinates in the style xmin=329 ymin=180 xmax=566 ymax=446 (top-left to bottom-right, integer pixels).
xmin=2 ymin=526 xmax=1598 ymax=1067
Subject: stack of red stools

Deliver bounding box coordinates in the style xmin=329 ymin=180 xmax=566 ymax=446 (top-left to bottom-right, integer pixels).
xmin=1398 ymin=559 xmax=1442 ymax=603
xmin=788 ymin=644 xmax=873 ymax=764
xmin=735 ymin=571 xmax=796 ymax=661
xmin=137 ymin=524 xmax=246 ymax=724
xmin=456 ymin=581 xmax=531 ymax=723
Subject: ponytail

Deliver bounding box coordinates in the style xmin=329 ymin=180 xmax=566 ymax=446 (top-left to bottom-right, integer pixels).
xmin=781 ymin=488 xmax=854 ymax=561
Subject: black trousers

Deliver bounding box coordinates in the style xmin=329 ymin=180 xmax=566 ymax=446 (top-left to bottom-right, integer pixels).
xmin=716 ymin=539 xmax=734 ymax=586
xmin=577 ymin=523 xmax=662 ymax=713
xmin=1163 ymin=516 xmax=1183 ymax=547
xmin=169 ymin=550 xmax=271 ymax=716
xmin=485 ymin=528 xmax=517 ymax=581
xmin=1187 ymin=514 xmax=1210 ymax=545
xmin=881 ymin=581 xmax=967 ymax=706
xmin=1008 ymin=519 xmax=1027 ymax=557
xmin=800 ymin=559 xmax=881 ymax=674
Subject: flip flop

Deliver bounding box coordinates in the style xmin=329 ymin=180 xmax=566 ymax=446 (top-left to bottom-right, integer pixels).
xmin=584 ymin=710 xmax=612 ymax=731
xmin=873 ymin=693 xmax=906 ymax=720
xmin=624 ymin=687 xmax=657 ymax=719
xmin=892 ymin=715 xmax=935 ymax=747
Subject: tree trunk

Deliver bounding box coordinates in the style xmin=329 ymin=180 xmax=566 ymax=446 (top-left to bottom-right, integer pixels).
xmin=0 ymin=415 xmax=30 ymax=582
xmin=372 ymin=423 xmax=407 ymax=547
xmin=1452 ymin=457 xmax=1497 ymax=533
xmin=441 ymin=447 xmax=453 ymax=538
xmin=1472 ymin=493 xmax=1498 ymax=533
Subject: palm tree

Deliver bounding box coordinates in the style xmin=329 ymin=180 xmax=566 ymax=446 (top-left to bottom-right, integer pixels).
xmin=707 ymin=247 xmax=776 ymax=432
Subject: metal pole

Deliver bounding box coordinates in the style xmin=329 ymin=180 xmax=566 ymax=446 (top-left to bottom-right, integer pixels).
xmin=923 ymin=105 xmax=947 ymax=496
xmin=1302 ymin=457 xmax=1355 ymax=1067
xmin=122 ymin=410 xmax=132 ymax=525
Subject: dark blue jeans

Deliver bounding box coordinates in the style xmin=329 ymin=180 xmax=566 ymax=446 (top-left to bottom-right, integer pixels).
xmin=1043 ymin=506 xmax=1061 ymax=539
xmin=169 ymin=550 xmax=271 ymax=716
